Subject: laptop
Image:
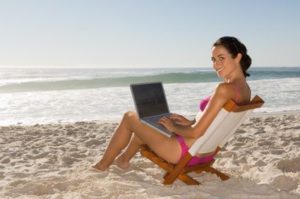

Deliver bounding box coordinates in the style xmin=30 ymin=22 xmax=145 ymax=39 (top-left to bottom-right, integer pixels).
xmin=130 ymin=82 xmax=174 ymax=137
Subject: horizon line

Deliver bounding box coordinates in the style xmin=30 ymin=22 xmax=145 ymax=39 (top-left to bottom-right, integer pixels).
xmin=0 ymin=65 xmax=299 ymax=69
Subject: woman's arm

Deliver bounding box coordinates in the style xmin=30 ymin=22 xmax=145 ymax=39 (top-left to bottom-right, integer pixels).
xmin=159 ymin=83 xmax=235 ymax=139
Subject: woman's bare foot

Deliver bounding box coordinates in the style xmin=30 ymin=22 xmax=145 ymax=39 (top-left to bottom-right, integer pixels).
xmin=92 ymin=162 xmax=108 ymax=171
xmin=114 ymin=155 xmax=130 ymax=170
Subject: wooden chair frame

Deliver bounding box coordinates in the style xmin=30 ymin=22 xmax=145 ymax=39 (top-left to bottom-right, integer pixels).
xmin=140 ymin=95 xmax=264 ymax=185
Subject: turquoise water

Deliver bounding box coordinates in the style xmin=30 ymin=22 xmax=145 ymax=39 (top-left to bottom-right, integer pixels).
xmin=0 ymin=67 xmax=299 ymax=125
xmin=0 ymin=67 xmax=299 ymax=93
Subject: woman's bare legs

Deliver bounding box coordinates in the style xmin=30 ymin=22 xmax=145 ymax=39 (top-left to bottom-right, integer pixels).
xmin=93 ymin=111 xmax=181 ymax=171
xmin=114 ymin=135 xmax=143 ymax=169
xmin=92 ymin=112 xmax=134 ymax=170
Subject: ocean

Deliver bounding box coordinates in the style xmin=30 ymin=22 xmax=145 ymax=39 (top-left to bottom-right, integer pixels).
xmin=0 ymin=67 xmax=299 ymax=125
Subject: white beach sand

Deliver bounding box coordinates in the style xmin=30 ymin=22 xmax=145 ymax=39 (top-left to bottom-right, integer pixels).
xmin=0 ymin=113 xmax=299 ymax=199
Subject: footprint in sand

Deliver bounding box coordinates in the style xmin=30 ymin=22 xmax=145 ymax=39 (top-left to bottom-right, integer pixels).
xmin=10 ymin=181 xmax=55 ymax=196
xmin=270 ymin=149 xmax=286 ymax=155
xmin=1 ymin=157 xmax=10 ymax=164
xmin=277 ymin=157 xmax=300 ymax=172
xmin=294 ymin=141 xmax=300 ymax=147
xmin=0 ymin=172 xmax=4 ymax=179
xmin=26 ymin=152 xmax=49 ymax=160
xmin=62 ymin=156 xmax=78 ymax=166
xmin=264 ymin=117 xmax=275 ymax=123
xmin=272 ymin=175 xmax=298 ymax=191
xmin=70 ymin=152 xmax=87 ymax=158
xmin=221 ymin=151 xmax=237 ymax=158
xmin=13 ymin=172 xmax=31 ymax=178
xmin=257 ymin=140 xmax=272 ymax=146
xmin=84 ymin=139 xmax=104 ymax=147
xmin=232 ymin=142 xmax=244 ymax=147
xmin=236 ymin=136 xmax=253 ymax=142
xmin=254 ymin=129 xmax=266 ymax=135
xmin=235 ymin=129 xmax=246 ymax=134
xmin=255 ymin=160 xmax=267 ymax=167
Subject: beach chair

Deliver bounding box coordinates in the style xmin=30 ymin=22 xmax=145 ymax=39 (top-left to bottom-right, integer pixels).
xmin=140 ymin=95 xmax=264 ymax=185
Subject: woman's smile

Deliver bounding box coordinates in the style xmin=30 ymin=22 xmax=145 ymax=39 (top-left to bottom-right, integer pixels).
xmin=216 ymin=66 xmax=225 ymax=73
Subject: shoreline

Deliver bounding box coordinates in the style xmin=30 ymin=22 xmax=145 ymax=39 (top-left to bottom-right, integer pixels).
xmin=1 ymin=110 xmax=300 ymax=128
xmin=0 ymin=113 xmax=299 ymax=198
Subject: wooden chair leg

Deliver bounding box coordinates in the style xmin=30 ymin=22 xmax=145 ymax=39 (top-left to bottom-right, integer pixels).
xmin=163 ymin=172 xmax=200 ymax=185
xmin=141 ymin=145 xmax=229 ymax=185
xmin=203 ymin=167 xmax=230 ymax=181
xmin=163 ymin=154 xmax=192 ymax=184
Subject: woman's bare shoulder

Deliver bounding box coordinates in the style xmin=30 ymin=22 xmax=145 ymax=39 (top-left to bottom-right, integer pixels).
xmin=214 ymin=83 xmax=235 ymax=100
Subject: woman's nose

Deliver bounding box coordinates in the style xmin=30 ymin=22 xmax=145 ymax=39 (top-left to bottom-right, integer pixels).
xmin=213 ymin=62 xmax=221 ymax=69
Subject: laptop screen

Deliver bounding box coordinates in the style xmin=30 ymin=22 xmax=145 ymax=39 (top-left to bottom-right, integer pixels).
xmin=131 ymin=82 xmax=169 ymax=118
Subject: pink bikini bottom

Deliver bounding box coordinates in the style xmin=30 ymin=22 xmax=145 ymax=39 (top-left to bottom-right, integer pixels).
xmin=176 ymin=135 xmax=214 ymax=166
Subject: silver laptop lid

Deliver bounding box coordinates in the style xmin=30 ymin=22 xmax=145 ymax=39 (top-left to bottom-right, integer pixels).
xmin=130 ymin=82 xmax=170 ymax=118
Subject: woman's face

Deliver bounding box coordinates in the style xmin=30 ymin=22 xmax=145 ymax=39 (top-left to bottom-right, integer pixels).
xmin=211 ymin=45 xmax=240 ymax=79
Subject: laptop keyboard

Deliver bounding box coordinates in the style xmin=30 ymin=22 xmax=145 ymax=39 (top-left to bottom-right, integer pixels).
xmin=144 ymin=113 xmax=171 ymax=122
xmin=143 ymin=113 xmax=172 ymax=129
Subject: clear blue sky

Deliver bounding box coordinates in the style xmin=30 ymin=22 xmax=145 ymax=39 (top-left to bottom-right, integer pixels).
xmin=0 ymin=0 xmax=299 ymax=68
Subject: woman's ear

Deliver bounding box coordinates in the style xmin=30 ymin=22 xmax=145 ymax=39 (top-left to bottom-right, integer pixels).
xmin=235 ymin=53 xmax=242 ymax=63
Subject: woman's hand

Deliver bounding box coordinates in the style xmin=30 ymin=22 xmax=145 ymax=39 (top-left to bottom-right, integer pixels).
xmin=169 ymin=114 xmax=194 ymax=127
xmin=158 ymin=114 xmax=194 ymax=132
xmin=158 ymin=116 xmax=176 ymax=132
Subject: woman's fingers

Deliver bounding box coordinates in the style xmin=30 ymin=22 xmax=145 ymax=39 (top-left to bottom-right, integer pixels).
xmin=158 ymin=117 xmax=174 ymax=131
xmin=158 ymin=116 xmax=169 ymax=125
xmin=170 ymin=114 xmax=183 ymax=121
xmin=170 ymin=114 xmax=192 ymax=126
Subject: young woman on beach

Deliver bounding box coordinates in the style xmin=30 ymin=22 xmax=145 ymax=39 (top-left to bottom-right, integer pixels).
xmin=93 ymin=36 xmax=252 ymax=170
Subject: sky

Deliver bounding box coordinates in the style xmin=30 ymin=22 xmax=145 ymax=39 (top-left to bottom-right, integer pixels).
xmin=0 ymin=0 xmax=299 ymax=68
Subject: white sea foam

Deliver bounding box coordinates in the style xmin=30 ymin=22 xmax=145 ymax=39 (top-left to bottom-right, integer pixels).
xmin=0 ymin=67 xmax=299 ymax=125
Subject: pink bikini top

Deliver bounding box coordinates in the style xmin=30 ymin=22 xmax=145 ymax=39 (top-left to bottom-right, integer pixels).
xmin=199 ymin=96 xmax=211 ymax=111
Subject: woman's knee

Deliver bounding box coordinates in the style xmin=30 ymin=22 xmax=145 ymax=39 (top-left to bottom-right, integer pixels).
xmin=124 ymin=111 xmax=138 ymax=121
xmin=122 ymin=111 xmax=139 ymax=131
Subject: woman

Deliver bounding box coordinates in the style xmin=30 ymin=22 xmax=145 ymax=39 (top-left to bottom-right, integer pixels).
xmin=93 ymin=36 xmax=252 ymax=170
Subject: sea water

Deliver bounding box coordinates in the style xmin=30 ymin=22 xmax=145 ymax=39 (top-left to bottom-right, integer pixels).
xmin=0 ymin=67 xmax=299 ymax=125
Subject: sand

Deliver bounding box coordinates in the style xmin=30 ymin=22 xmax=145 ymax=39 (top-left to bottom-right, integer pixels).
xmin=0 ymin=113 xmax=299 ymax=199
